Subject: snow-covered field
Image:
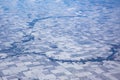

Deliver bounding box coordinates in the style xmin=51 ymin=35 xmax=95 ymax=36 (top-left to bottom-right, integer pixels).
xmin=0 ymin=0 xmax=120 ymax=62
xmin=0 ymin=0 xmax=120 ymax=80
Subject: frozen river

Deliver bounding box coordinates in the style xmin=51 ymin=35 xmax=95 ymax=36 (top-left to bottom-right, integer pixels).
xmin=0 ymin=0 xmax=120 ymax=80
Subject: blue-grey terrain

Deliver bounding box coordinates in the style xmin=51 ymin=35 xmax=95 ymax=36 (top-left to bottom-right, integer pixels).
xmin=0 ymin=0 xmax=120 ymax=80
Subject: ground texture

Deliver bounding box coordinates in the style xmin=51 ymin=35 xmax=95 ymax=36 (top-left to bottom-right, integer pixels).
xmin=0 ymin=0 xmax=120 ymax=80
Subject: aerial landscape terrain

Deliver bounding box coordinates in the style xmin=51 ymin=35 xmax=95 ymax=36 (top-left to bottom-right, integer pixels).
xmin=0 ymin=0 xmax=120 ymax=80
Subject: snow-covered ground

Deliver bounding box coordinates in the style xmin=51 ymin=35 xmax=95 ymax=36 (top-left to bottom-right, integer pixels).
xmin=0 ymin=0 xmax=120 ymax=80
